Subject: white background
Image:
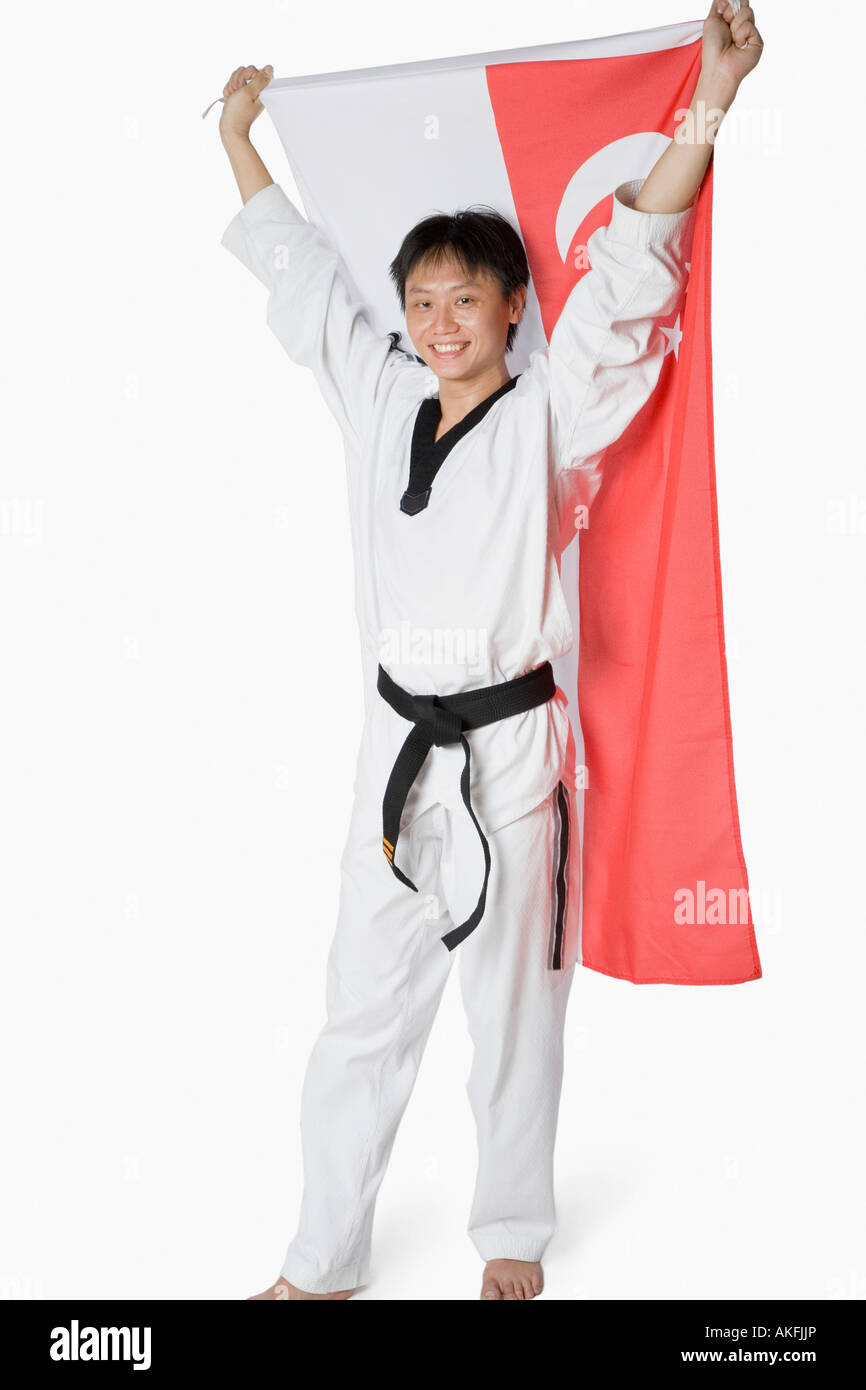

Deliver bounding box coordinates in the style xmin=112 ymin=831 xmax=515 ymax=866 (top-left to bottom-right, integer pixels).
xmin=2 ymin=0 xmax=863 ymax=1302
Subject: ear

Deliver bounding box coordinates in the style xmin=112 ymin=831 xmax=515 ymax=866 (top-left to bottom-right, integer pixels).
xmin=510 ymin=283 xmax=528 ymax=321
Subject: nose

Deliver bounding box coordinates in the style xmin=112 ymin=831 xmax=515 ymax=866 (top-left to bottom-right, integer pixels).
xmin=431 ymin=303 xmax=460 ymax=335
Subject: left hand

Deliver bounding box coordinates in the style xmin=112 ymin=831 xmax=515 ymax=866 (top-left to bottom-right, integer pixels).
xmin=701 ymin=1 xmax=764 ymax=103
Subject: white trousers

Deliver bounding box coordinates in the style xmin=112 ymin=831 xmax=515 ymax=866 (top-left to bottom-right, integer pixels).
xmin=280 ymin=777 xmax=577 ymax=1294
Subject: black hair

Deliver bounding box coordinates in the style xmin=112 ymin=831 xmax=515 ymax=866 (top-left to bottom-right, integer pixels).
xmin=388 ymin=205 xmax=530 ymax=354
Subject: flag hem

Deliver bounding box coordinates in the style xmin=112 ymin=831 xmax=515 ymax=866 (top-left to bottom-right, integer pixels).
xmin=260 ymin=19 xmax=705 ymax=94
xmin=580 ymin=957 xmax=763 ymax=986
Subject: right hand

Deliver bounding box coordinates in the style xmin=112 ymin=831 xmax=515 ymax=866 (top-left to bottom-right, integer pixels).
xmin=219 ymin=65 xmax=274 ymax=141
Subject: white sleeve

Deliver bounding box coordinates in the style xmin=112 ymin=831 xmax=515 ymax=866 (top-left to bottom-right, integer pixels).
xmin=220 ymin=181 xmax=400 ymax=449
xmin=548 ymin=176 xmax=698 ymax=481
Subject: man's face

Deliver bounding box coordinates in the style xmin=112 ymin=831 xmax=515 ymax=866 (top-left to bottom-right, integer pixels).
xmin=404 ymin=253 xmax=525 ymax=381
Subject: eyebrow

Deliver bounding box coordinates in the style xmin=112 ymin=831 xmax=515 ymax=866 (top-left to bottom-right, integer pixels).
xmin=405 ymin=280 xmax=479 ymax=294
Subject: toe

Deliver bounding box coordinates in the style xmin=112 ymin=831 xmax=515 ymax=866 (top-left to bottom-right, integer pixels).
xmin=503 ymin=1281 xmax=518 ymax=1300
xmin=481 ymin=1280 xmax=502 ymax=1300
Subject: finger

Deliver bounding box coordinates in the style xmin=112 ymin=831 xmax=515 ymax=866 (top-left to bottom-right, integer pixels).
xmin=731 ymin=6 xmax=756 ymax=39
xmin=223 ymin=65 xmax=247 ymax=96
xmin=245 ymin=64 xmax=274 ymax=101
xmin=716 ymin=1 xmax=752 ymax=23
xmin=233 ymin=65 xmax=257 ymax=91
xmin=732 ymin=20 xmax=761 ymax=51
xmin=222 ymin=67 xmax=244 ymax=98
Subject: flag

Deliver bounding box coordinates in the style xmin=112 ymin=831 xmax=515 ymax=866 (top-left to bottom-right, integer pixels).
xmin=257 ymin=18 xmax=761 ymax=985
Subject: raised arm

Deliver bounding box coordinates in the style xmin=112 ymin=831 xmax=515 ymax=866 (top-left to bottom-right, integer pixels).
xmin=220 ymin=65 xmax=278 ymax=204
xmin=546 ymin=180 xmax=696 ymax=487
xmin=218 ymin=65 xmax=403 ymax=450
xmin=548 ymin=0 xmax=764 ymax=484
xmin=633 ymin=1 xmax=763 ymax=215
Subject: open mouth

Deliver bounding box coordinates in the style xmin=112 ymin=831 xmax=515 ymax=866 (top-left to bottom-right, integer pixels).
xmin=430 ymin=341 xmax=470 ymax=358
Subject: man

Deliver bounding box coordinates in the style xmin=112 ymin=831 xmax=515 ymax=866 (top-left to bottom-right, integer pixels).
xmin=218 ymin=0 xmax=763 ymax=1301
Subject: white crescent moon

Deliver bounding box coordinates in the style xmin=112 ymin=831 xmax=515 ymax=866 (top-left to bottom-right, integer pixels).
xmin=555 ymin=131 xmax=671 ymax=261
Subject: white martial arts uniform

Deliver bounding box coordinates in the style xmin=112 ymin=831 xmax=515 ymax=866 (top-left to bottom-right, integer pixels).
xmin=221 ymin=177 xmax=696 ymax=1292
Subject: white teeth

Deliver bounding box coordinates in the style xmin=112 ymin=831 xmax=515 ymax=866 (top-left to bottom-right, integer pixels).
xmin=432 ymin=343 xmax=468 ymax=353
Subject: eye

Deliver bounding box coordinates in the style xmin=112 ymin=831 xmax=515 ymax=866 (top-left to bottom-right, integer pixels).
xmin=457 ymin=296 xmax=472 ymax=305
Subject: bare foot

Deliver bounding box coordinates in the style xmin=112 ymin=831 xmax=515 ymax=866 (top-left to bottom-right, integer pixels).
xmin=247 ymin=1276 xmax=355 ymax=1301
xmin=480 ymin=1259 xmax=544 ymax=1300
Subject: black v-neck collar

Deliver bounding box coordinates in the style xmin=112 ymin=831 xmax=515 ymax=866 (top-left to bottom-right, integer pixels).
xmin=400 ymin=374 xmax=521 ymax=516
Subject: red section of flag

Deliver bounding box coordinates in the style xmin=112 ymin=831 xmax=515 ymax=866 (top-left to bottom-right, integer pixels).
xmin=487 ymin=46 xmax=761 ymax=984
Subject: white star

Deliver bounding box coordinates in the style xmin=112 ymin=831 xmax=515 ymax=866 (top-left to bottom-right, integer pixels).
xmin=661 ymin=314 xmax=684 ymax=360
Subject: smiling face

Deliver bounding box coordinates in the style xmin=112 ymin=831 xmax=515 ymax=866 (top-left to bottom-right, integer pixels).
xmin=404 ymin=252 xmax=526 ymax=381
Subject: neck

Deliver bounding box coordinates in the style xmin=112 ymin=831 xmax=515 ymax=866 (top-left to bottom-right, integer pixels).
xmin=436 ymin=361 xmax=511 ymax=425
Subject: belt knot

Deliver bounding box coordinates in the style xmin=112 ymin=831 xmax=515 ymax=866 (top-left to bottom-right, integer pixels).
xmin=416 ymin=695 xmax=463 ymax=747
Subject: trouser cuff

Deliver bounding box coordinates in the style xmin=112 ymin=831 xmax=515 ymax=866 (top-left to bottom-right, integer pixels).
xmin=471 ymin=1236 xmax=550 ymax=1263
xmin=280 ymin=1254 xmax=368 ymax=1295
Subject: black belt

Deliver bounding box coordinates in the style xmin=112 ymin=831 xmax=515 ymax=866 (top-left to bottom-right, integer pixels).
xmin=377 ymin=660 xmax=557 ymax=951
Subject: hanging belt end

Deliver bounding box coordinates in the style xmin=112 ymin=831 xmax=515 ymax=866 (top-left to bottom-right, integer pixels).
xmin=383 ymin=839 xmax=419 ymax=893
